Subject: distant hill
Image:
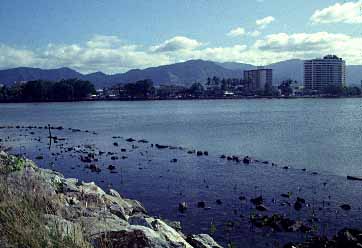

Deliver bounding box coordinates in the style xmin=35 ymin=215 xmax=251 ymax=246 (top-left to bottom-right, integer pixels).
xmin=0 ymin=60 xmax=244 ymax=88
xmin=0 ymin=67 xmax=82 ymax=85
xmin=217 ymin=59 xmax=304 ymax=85
xmin=267 ymin=59 xmax=304 ymax=85
xmin=216 ymin=62 xmax=255 ymax=71
xmin=107 ymin=60 xmax=244 ymax=87
xmin=347 ymin=66 xmax=362 ymax=86
xmin=0 ymin=59 xmax=361 ymax=88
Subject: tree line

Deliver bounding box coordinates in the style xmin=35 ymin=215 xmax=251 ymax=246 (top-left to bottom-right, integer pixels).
xmin=0 ymin=79 xmax=96 ymax=102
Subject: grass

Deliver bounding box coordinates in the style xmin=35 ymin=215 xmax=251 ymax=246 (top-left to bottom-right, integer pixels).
xmin=0 ymin=155 xmax=90 ymax=248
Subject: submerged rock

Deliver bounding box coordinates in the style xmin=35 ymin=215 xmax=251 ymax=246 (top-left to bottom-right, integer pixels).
xmin=347 ymin=175 xmax=362 ymax=181
xmin=256 ymin=204 xmax=268 ymax=211
xmin=155 ymin=144 xmax=168 ymax=149
xmin=88 ymin=164 xmax=101 ymax=173
xmin=197 ymin=201 xmax=206 ymax=208
xmin=243 ymin=156 xmax=251 ymax=164
xmin=250 ymin=196 xmax=263 ymax=206
xmin=178 ymin=202 xmax=188 ymax=213
xmin=340 ymin=204 xmax=351 ymax=211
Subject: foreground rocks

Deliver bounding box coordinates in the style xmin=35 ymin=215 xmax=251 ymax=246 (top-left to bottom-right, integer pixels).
xmin=0 ymin=151 xmax=222 ymax=248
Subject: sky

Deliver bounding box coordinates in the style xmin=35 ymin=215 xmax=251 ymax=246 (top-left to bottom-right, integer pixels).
xmin=1 ymin=0 xmax=362 ymax=73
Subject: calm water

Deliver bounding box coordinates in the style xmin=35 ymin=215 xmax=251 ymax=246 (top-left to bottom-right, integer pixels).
xmin=1 ymin=98 xmax=362 ymax=176
xmin=2 ymin=98 xmax=362 ymax=247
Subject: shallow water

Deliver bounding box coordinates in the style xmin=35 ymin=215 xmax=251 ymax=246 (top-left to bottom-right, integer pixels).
xmin=1 ymin=99 xmax=362 ymax=247
xmin=1 ymin=99 xmax=362 ymax=176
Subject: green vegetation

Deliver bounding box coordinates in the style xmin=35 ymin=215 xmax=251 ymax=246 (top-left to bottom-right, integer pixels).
xmin=123 ymin=79 xmax=155 ymax=99
xmin=0 ymin=79 xmax=96 ymax=102
xmin=322 ymin=85 xmax=361 ymax=96
xmin=0 ymin=155 xmax=28 ymax=174
xmin=278 ymin=79 xmax=294 ymax=97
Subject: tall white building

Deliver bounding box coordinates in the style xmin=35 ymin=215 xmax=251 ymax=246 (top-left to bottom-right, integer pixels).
xmin=304 ymin=55 xmax=346 ymax=90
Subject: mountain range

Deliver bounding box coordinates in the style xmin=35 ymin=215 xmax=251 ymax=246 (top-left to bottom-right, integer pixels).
xmin=0 ymin=59 xmax=361 ymax=88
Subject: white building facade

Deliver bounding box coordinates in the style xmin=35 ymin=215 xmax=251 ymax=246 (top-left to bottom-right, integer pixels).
xmin=304 ymin=55 xmax=346 ymax=90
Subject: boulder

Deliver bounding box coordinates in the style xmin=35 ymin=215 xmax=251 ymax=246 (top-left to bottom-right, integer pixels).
xmin=44 ymin=214 xmax=87 ymax=247
xmin=109 ymin=204 xmax=128 ymax=221
xmin=128 ymin=215 xmax=153 ymax=229
xmin=91 ymin=226 xmax=188 ymax=248
xmin=79 ymin=182 xmax=106 ymax=196
xmin=187 ymin=234 xmax=223 ymax=248
xmin=108 ymin=188 xmax=121 ymax=198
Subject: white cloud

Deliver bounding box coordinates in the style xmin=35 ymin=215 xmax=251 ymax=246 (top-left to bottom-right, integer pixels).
xmin=0 ymin=44 xmax=42 ymax=68
xmin=256 ymin=16 xmax=275 ymax=29
xmin=1 ymin=32 xmax=362 ymax=74
xmin=248 ymin=30 xmax=261 ymax=37
xmin=311 ymin=1 xmax=362 ymax=24
xmin=254 ymin=32 xmax=362 ymax=64
xmin=86 ymin=35 xmax=122 ymax=48
xmin=151 ymin=36 xmax=202 ymax=52
xmin=227 ymin=27 xmax=246 ymax=37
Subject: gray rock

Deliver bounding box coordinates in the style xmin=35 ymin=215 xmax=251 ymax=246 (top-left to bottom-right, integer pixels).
xmin=128 ymin=215 xmax=153 ymax=229
xmin=109 ymin=204 xmax=127 ymax=221
xmin=44 ymin=214 xmax=88 ymax=247
xmin=108 ymin=188 xmax=121 ymax=198
xmin=187 ymin=234 xmax=223 ymax=248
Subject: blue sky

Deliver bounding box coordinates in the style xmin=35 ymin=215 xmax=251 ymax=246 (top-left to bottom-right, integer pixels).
xmin=1 ymin=0 xmax=362 ymax=73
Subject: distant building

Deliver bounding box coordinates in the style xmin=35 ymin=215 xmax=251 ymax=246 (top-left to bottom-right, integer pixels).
xmin=243 ymin=68 xmax=273 ymax=91
xmin=304 ymin=55 xmax=346 ymax=91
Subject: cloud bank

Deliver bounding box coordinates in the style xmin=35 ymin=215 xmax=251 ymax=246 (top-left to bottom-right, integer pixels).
xmin=311 ymin=1 xmax=362 ymax=24
xmin=0 ymin=31 xmax=361 ymax=74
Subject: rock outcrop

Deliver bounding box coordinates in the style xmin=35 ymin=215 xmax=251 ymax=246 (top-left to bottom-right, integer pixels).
xmin=0 ymin=151 xmax=222 ymax=248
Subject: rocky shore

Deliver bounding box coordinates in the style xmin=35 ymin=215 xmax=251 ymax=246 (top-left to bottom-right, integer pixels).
xmin=0 ymin=151 xmax=222 ymax=248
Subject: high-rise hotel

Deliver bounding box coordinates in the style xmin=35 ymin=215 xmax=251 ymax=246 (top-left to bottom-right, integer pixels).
xmin=304 ymin=55 xmax=346 ymax=90
xmin=244 ymin=68 xmax=273 ymax=91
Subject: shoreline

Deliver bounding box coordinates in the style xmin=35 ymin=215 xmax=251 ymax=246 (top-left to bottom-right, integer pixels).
xmin=0 ymin=95 xmax=361 ymax=104
xmin=2 ymin=125 xmax=362 ymax=247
